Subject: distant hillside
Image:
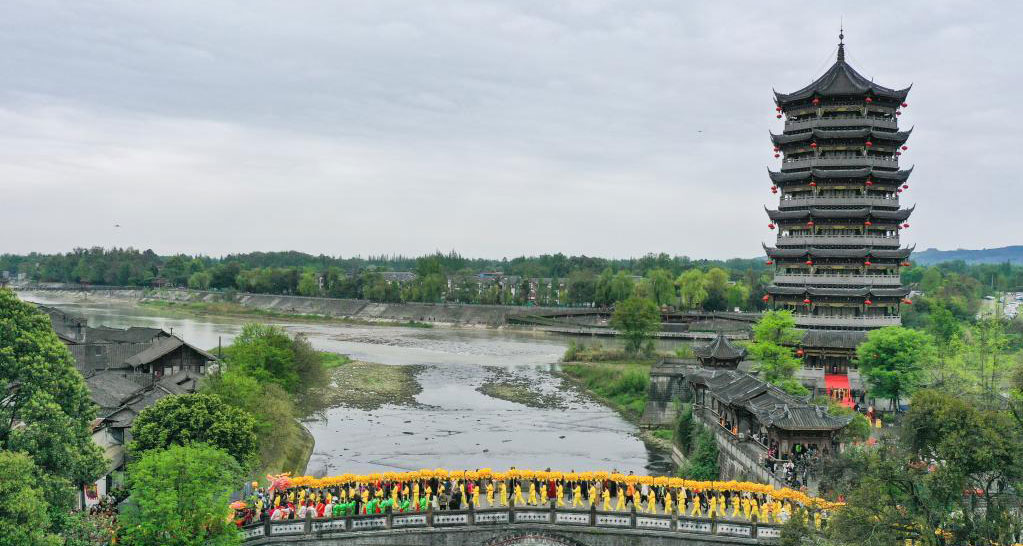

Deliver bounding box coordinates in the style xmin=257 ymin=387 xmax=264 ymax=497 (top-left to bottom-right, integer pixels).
xmin=912 ymin=246 xmax=1023 ymax=265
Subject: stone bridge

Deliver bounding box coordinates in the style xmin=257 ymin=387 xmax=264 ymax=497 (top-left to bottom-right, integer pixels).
xmin=241 ymin=505 xmax=782 ymax=545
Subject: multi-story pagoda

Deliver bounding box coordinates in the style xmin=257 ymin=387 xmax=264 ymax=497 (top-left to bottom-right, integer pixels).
xmin=763 ymin=33 xmax=914 ymax=379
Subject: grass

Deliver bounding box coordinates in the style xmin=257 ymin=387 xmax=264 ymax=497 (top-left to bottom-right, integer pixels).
xmin=325 ymin=361 xmax=424 ymax=410
xmin=650 ymin=428 xmax=674 ymax=442
xmin=138 ymin=299 xmax=433 ymax=328
xmin=319 ymin=351 xmax=351 ymax=369
xmin=261 ymin=419 xmax=315 ymax=476
xmin=559 ymin=361 xmax=652 ymax=419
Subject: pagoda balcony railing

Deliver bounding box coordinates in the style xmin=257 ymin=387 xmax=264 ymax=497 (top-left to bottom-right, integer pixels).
xmin=778 ymin=196 xmax=899 ymax=208
xmin=784 ymin=116 xmax=898 ymax=131
xmin=781 ymin=157 xmax=899 ymax=170
xmin=776 ymin=235 xmax=900 ymax=247
xmin=793 ymin=314 xmax=902 ymax=327
xmin=773 ymin=273 xmax=903 ymax=286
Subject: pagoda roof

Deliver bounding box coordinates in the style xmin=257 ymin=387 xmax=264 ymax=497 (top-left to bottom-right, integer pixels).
xmin=765 ymin=206 xmax=914 ymax=222
xmin=693 ymin=333 xmax=747 ymax=362
xmin=774 ymin=42 xmax=910 ymax=104
xmin=770 ymin=128 xmax=912 ymax=146
xmin=768 ymin=167 xmax=913 ymax=183
xmin=766 ymin=285 xmax=910 ymax=297
xmin=764 ymin=244 xmax=914 ymax=260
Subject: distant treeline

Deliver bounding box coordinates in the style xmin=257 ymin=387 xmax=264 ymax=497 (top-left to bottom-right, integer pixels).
xmin=911 ymin=245 xmax=1023 ymax=265
xmin=4 ymin=247 xmax=1023 ymax=311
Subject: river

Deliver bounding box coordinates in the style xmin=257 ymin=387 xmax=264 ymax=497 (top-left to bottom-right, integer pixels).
xmin=21 ymin=292 xmax=675 ymax=477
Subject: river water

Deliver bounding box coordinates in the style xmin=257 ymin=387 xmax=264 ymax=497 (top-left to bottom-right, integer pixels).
xmin=22 ymin=293 xmax=674 ymax=476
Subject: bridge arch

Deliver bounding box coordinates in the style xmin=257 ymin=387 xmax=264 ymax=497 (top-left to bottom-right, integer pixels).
xmin=484 ymin=532 xmax=587 ymax=546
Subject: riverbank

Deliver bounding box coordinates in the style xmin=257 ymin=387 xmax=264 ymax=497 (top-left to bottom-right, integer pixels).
xmin=324 ymin=360 xmax=424 ymax=410
xmin=557 ymin=355 xmax=676 ymax=454
xmin=140 ymin=299 xmax=433 ymax=329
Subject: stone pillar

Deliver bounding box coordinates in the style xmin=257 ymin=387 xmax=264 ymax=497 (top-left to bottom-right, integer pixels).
xmin=385 ymin=505 xmax=393 ymax=529
xmin=629 ymin=504 xmax=637 ymax=529
xmin=427 ymin=503 xmax=434 ymax=528
xmin=263 ymin=517 xmax=271 ymax=538
xmin=467 ymin=500 xmax=475 ymax=526
xmin=509 ymin=496 xmax=516 ymax=523
xmin=589 ymin=503 xmax=597 ymax=527
xmin=670 ymin=498 xmax=678 ymax=531
xmin=304 ymin=510 xmax=312 ymax=534
xmin=549 ymin=500 xmax=556 ymax=523
xmin=751 ymin=510 xmax=758 ymax=538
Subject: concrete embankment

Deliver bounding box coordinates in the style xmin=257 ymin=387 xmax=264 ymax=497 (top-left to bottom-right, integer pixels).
xmin=21 ymin=286 xmax=549 ymax=326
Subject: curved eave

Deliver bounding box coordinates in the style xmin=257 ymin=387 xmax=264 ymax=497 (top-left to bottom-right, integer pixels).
xmin=767 ymin=286 xmax=911 ymax=298
xmin=771 ymin=128 xmax=912 ymax=147
xmin=765 ymin=245 xmax=914 ymax=259
xmin=768 ymin=166 xmax=913 ymax=183
xmin=766 ymin=206 xmax=913 ymax=222
xmin=774 ymin=60 xmax=912 ymax=105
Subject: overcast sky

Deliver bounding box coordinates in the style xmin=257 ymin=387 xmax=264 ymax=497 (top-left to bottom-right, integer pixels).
xmin=1 ymin=1 xmax=1020 ymax=260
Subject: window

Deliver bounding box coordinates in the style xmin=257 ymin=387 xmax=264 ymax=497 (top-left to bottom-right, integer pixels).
xmin=110 ymin=428 xmax=124 ymax=444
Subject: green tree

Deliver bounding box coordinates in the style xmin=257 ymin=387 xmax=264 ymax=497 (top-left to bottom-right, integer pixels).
xmin=646 ymin=268 xmax=675 ymax=306
xmin=0 ymin=451 xmax=61 ymax=546
xmin=0 ymin=289 xmax=105 ymax=488
xmin=747 ymin=310 xmax=807 ymax=395
xmin=296 ymin=270 xmax=320 ymax=296
xmin=610 ymin=296 xmax=661 ymax=354
xmin=855 ymin=326 xmax=934 ymax=411
xmin=120 ymin=444 xmax=243 ymax=546
xmin=701 ymin=267 xmax=730 ymax=311
xmin=187 ymin=270 xmax=211 ymax=290
xmin=223 ymin=323 xmax=299 ymax=389
xmin=130 ymin=394 xmax=258 ymax=467
xmin=608 ymin=271 xmax=635 ymax=304
xmin=676 ymin=269 xmax=707 ymax=310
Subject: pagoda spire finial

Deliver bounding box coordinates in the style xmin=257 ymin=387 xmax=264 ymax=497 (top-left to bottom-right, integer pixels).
xmin=837 ymin=23 xmax=845 ymax=62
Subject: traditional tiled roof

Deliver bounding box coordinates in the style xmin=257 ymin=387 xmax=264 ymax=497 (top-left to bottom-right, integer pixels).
xmin=86 ymin=371 xmax=147 ymax=413
xmin=766 ymin=285 xmax=910 ymax=298
xmin=764 ymin=245 xmax=914 ymax=260
xmin=774 ymin=43 xmax=910 ymax=104
xmin=123 ymin=337 xmax=216 ymax=368
xmin=800 ymin=329 xmax=867 ymax=349
xmin=771 ymin=128 xmax=912 ymax=146
xmin=768 ymin=167 xmax=913 ymax=183
xmin=693 ymin=333 xmax=747 ymax=362
xmin=766 ymin=206 xmax=913 ymax=222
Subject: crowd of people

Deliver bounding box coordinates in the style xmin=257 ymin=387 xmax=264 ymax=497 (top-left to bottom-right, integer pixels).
xmin=230 ymin=468 xmax=837 ymax=530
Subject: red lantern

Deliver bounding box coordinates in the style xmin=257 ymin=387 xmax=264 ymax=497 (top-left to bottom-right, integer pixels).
xmin=802 ymin=298 xmax=811 ymax=304
xmin=897 ymin=188 xmax=903 ymax=193
xmin=865 ymin=179 xmax=874 ymax=186
xmin=901 ymin=145 xmax=908 ymax=151
xmin=762 ymin=295 xmax=770 ymax=302
xmin=812 ymin=98 xmax=820 ymax=106
xmin=776 ymin=114 xmax=782 ymax=119
xmin=865 ymin=97 xmax=873 ymax=103
xmin=771 ymin=185 xmax=778 ymax=191
xmin=901 ymin=262 xmax=911 ymax=267
xmin=896 ymin=111 xmax=902 ymax=116
xmin=809 ymin=181 xmax=817 ymax=187
xmin=902 ymin=223 xmax=910 ymax=228
xmin=768 ymin=223 xmax=775 ymax=229
xmin=864 ymin=221 xmax=872 ymax=226
xmin=796 ymin=349 xmax=805 ymax=356
xmin=805 ymin=260 xmax=813 ymax=266
xmin=776 ymin=107 xmax=782 ymax=112
xmin=765 ymin=260 xmax=774 ymax=265
xmin=864 ymin=260 xmax=872 ymax=266
xmin=773 ymin=147 xmax=780 ymax=152
xmin=865 ymin=141 xmax=873 ymax=148
xmin=902 ymin=184 xmax=909 ymax=189
xmin=896 ymin=151 xmax=902 ymax=156
xmin=771 ymin=189 xmax=778 ymax=194
xmin=901 ymin=102 xmax=908 ymax=108
xmin=864 ymin=299 xmax=873 ymax=305
xmin=810 ymin=142 xmax=818 ymax=149
xmin=902 ymin=298 xmax=913 ymax=305
xmin=774 ymin=153 xmax=780 ymax=158
xmin=806 ymin=221 xmax=814 ymax=226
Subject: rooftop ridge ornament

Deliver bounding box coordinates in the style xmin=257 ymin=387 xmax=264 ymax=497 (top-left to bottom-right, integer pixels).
xmin=837 ymin=26 xmax=845 ymax=62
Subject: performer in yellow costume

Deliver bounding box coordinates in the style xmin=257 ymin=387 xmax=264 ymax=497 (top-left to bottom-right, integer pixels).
xmin=646 ymin=490 xmax=656 ymax=514
xmin=602 ymin=488 xmax=612 ymax=511
xmin=814 ymin=511 xmax=822 ymax=530
xmin=499 ymin=482 xmax=509 ymax=506
xmin=486 ymin=482 xmax=495 ymax=506
xmin=540 ymin=483 xmax=548 ymax=505
xmin=513 ymin=483 xmax=526 ymax=506
xmin=528 ymin=482 xmax=538 ymax=505
xmin=588 ymin=484 xmax=597 ymax=506
xmin=471 ymin=485 xmax=480 ymax=508
xmin=632 ymin=490 xmax=641 ymax=511
xmin=690 ymin=494 xmax=703 ymax=517
xmin=614 ymin=489 xmax=626 ymax=512
xmin=556 ymin=484 xmax=565 ymax=507
xmin=731 ymin=495 xmax=740 ymax=518
xmin=572 ymin=484 xmax=583 ymax=507
xmin=708 ymin=495 xmax=717 ymax=518
xmin=411 ymin=483 xmax=419 ymax=508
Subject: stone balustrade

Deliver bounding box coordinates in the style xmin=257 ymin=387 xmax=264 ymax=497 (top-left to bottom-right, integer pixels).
xmin=240 ymin=503 xmax=783 ymax=543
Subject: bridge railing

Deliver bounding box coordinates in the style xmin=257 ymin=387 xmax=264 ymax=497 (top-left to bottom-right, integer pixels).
xmin=240 ymin=504 xmax=783 ymax=542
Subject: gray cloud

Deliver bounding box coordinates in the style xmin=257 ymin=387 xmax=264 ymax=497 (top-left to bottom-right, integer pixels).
xmin=0 ymin=1 xmax=1020 ymax=258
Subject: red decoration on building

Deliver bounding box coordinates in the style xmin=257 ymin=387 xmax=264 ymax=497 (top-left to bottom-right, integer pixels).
xmin=810 ymin=142 xmax=818 ymax=149
xmin=802 ymin=298 xmax=811 ymax=304
xmin=776 ymin=107 xmax=782 ymax=112
xmin=806 ymin=221 xmax=814 ymax=226
xmin=902 ymin=299 xmax=913 ymax=305
xmin=865 ymin=179 xmax=874 ymax=186
xmin=901 ymin=262 xmax=911 ymax=267
xmin=864 ymin=299 xmax=873 ymax=305
xmin=902 ymin=223 xmax=910 ymax=228
xmin=771 ymin=185 xmax=778 ymax=191
xmin=774 ymin=153 xmax=780 ymax=158
xmin=812 ymin=98 xmax=820 ymax=106
xmin=901 ymin=102 xmax=908 ymax=108
xmin=796 ymin=349 xmax=805 ymax=356
xmin=896 ymin=151 xmax=902 ymax=156
xmin=773 ymin=147 xmax=780 ymax=152
xmin=768 ymin=223 xmax=775 ymax=229
xmin=864 ymin=221 xmax=872 ymax=226
xmin=901 ymin=145 xmax=908 ymax=151
xmin=776 ymin=114 xmax=782 ymax=119
xmin=762 ymin=295 xmax=770 ymax=302
xmin=805 ymin=260 xmax=813 ymax=265
xmin=765 ymin=260 xmax=774 ymax=265
xmin=865 ymin=141 xmax=873 ymax=147
xmin=809 ymin=181 xmax=817 ymax=187
xmin=865 ymin=97 xmax=873 ymax=103
xmin=902 ymin=184 xmax=909 ymax=189
xmin=896 ymin=111 xmax=902 ymax=116
xmin=864 ymin=260 xmax=872 ymax=266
